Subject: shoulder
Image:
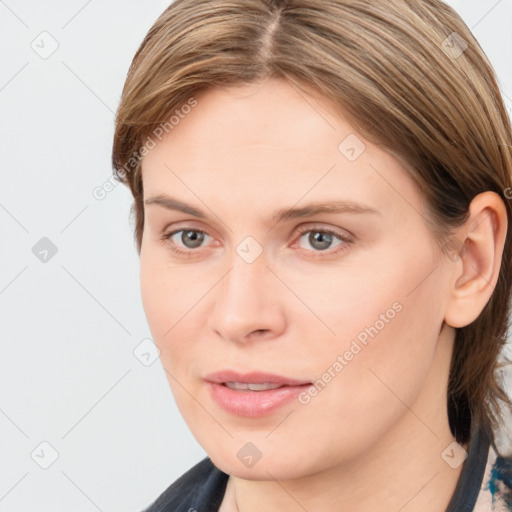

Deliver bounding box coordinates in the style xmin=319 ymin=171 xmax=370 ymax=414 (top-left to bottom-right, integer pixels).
xmin=473 ymin=441 xmax=512 ymax=511
xmin=141 ymin=457 xmax=229 ymax=512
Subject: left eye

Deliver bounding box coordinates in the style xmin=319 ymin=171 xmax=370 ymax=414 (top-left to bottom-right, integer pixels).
xmin=296 ymin=229 xmax=348 ymax=252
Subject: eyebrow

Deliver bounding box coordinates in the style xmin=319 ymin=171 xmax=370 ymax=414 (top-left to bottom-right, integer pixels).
xmin=144 ymin=194 xmax=380 ymax=223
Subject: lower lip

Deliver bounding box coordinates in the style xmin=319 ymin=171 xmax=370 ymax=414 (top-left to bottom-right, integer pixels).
xmin=207 ymin=382 xmax=311 ymax=417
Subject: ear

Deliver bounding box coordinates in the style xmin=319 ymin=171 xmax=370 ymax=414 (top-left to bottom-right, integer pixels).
xmin=443 ymin=191 xmax=508 ymax=329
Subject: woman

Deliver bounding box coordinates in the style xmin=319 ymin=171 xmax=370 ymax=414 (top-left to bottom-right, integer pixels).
xmin=112 ymin=0 xmax=512 ymax=510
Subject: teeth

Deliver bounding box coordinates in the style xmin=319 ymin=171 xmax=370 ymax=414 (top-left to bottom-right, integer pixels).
xmin=224 ymin=382 xmax=283 ymax=391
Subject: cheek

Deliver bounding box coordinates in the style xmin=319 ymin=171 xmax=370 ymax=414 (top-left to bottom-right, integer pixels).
xmin=139 ymin=248 xmax=211 ymax=375
xmin=140 ymin=257 xmax=211 ymax=431
xmin=304 ymin=239 xmax=441 ymax=381
xmin=140 ymin=246 xmax=191 ymax=334
xmin=139 ymin=256 xmax=168 ymax=339
xmin=139 ymin=248 xmax=184 ymax=359
xmin=311 ymin=259 xmax=445 ymax=431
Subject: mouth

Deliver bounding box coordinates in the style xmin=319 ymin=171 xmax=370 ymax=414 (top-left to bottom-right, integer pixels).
xmin=205 ymin=370 xmax=311 ymax=387
xmin=223 ymin=381 xmax=286 ymax=391
xmin=205 ymin=370 xmax=313 ymax=417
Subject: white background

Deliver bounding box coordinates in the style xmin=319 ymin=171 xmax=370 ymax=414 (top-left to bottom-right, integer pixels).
xmin=1 ymin=1 xmax=511 ymax=510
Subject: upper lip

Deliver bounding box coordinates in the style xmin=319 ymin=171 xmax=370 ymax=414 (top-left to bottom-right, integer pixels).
xmin=205 ymin=370 xmax=311 ymax=386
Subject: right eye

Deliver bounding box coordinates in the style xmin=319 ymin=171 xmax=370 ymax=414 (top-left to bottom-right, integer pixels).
xmin=162 ymin=228 xmax=213 ymax=255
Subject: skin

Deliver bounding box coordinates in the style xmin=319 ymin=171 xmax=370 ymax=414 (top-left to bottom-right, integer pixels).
xmin=139 ymin=77 xmax=507 ymax=511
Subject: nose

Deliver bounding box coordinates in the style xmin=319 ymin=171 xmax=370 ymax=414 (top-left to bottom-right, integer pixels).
xmin=207 ymin=247 xmax=287 ymax=344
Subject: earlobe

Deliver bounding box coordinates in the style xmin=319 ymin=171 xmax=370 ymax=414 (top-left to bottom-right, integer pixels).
xmin=444 ymin=191 xmax=508 ymax=329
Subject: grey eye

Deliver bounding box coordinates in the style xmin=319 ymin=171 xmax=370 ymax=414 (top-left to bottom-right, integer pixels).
xmin=177 ymin=229 xmax=206 ymax=249
xmin=298 ymin=230 xmax=342 ymax=251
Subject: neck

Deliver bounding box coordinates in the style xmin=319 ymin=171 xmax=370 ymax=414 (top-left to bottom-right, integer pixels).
xmin=221 ymin=323 xmax=465 ymax=512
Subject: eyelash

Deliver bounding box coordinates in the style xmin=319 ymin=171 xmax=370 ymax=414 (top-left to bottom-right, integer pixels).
xmin=161 ymin=225 xmax=353 ymax=258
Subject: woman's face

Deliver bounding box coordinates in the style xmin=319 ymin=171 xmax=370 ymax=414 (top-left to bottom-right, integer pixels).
xmin=139 ymin=77 xmax=455 ymax=479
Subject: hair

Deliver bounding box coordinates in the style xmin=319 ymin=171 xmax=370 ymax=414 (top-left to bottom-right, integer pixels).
xmin=112 ymin=0 xmax=512 ymax=444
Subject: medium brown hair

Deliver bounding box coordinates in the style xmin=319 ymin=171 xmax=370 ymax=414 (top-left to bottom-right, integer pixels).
xmin=112 ymin=0 xmax=512 ymax=443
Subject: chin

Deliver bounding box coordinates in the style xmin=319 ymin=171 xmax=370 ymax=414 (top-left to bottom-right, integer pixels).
xmin=203 ymin=438 xmax=324 ymax=482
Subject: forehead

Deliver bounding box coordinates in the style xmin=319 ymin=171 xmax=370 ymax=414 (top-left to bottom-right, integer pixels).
xmin=147 ymin=78 xmax=351 ymax=158
xmin=141 ymin=78 xmax=426 ymax=223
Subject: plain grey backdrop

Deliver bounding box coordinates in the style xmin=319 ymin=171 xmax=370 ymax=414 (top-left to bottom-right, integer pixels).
xmin=1 ymin=1 xmax=511 ymax=511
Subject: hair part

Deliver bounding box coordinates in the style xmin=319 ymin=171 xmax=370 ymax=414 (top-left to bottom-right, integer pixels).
xmin=112 ymin=0 xmax=512 ymax=444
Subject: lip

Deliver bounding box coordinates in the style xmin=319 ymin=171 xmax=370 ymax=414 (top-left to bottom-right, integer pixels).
xmin=205 ymin=370 xmax=312 ymax=417
xmin=205 ymin=370 xmax=311 ymax=386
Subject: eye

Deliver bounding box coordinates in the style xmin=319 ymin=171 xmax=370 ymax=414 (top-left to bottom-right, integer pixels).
xmin=294 ymin=226 xmax=352 ymax=255
xmin=162 ymin=228 xmax=211 ymax=255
